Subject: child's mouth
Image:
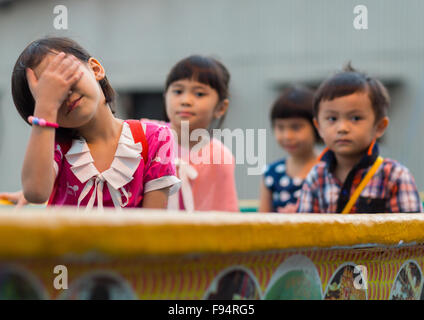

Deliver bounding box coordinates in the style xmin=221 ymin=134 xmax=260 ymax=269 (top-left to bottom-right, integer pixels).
xmin=335 ymin=139 xmax=352 ymax=145
xmin=177 ymin=111 xmax=195 ymax=118
xmin=66 ymin=96 xmax=83 ymax=115
xmin=284 ymin=144 xmax=298 ymax=151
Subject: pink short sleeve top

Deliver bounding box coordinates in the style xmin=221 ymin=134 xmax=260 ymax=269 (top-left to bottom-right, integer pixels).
xmin=49 ymin=120 xmax=180 ymax=210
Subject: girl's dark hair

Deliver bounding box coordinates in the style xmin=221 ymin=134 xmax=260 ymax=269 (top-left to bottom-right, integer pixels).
xmin=270 ymin=86 xmax=320 ymax=140
xmin=164 ymin=55 xmax=230 ymax=128
xmin=313 ymin=63 xmax=390 ymax=121
xmin=11 ymin=37 xmax=116 ymax=142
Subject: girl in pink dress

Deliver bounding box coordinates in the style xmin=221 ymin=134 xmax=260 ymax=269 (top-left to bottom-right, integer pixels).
xmin=163 ymin=56 xmax=239 ymax=212
xmin=7 ymin=37 xmax=180 ymax=210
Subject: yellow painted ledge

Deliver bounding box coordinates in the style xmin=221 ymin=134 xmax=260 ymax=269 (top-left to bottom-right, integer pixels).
xmin=0 ymin=207 xmax=423 ymax=258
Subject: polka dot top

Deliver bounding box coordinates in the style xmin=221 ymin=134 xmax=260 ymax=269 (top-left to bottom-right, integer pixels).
xmin=263 ymin=158 xmax=304 ymax=212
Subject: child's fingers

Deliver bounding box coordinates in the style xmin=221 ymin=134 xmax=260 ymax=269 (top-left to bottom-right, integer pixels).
xmin=0 ymin=192 xmax=14 ymax=200
xmin=15 ymin=196 xmax=28 ymax=208
xmin=56 ymin=55 xmax=74 ymax=74
xmin=69 ymin=70 xmax=84 ymax=87
xmin=46 ymin=51 xmax=66 ymax=72
xmin=63 ymin=60 xmax=81 ymax=81
xmin=0 ymin=191 xmax=28 ymax=207
xmin=0 ymin=193 xmax=18 ymax=205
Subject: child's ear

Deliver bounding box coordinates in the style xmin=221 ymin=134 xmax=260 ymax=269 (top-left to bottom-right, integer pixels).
xmin=375 ymin=116 xmax=389 ymax=139
xmin=313 ymin=118 xmax=323 ymax=139
xmin=214 ymin=99 xmax=229 ymax=119
xmin=88 ymin=57 xmax=105 ymax=81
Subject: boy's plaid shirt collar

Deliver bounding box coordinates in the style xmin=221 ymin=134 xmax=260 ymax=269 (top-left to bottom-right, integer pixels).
xmin=319 ymin=143 xmax=380 ymax=213
xmin=320 ymin=142 xmax=379 ymax=174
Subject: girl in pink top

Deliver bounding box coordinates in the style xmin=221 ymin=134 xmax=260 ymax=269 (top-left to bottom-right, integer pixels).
xmin=7 ymin=37 xmax=180 ymax=210
xmin=163 ymin=55 xmax=239 ymax=212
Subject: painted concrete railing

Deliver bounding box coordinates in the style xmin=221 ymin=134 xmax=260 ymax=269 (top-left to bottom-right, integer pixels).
xmin=0 ymin=207 xmax=423 ymax=300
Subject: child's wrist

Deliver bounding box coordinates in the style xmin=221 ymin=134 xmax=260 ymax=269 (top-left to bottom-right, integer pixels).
xmin=28 ymin=116 xmax=59 ymax=129
xmin=33 ymin=106 xmax=58 ymax=123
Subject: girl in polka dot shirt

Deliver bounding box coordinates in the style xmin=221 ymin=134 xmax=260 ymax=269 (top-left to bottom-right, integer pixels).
xmin=259 ymin=86 xmax=320 ymax=213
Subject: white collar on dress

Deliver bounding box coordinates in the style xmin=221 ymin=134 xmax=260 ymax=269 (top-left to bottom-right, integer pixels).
xmin=64 ymin=122 xmax=143 ymax=210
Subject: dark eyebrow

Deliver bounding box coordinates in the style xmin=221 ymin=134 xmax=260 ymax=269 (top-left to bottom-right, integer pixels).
xmin=346 ymin=109 xmax=365 ymax=116
xmin=321 ymin=109 xmax=338 ymax=115
xmin=192 ymin=85 xmax=209 ymax=91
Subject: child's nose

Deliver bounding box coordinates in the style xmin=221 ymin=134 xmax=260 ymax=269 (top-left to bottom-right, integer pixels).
xmin=181 ymin=93 xmax=193 ymax=106
xmin=337 ymin=119 xmax=350 ymax=133
xmin=282 ymin=130 xmax=295 ymax=141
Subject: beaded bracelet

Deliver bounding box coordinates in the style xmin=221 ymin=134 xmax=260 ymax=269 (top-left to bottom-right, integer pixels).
xmin=28 ymin=116 xmax=59 ymax=129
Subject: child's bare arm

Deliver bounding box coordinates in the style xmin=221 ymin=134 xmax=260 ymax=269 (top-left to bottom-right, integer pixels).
xmin=21 ymin=124 xmax=57 ymax=203
xmin=142 ymin=187 xmax=170 ymax=209
xmin=21 ymin=53 xmax=83 ymax=203
xmin=258 ymin=179 xmax=273 ymax=212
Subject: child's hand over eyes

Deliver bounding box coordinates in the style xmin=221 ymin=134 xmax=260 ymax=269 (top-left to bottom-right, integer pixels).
xmin=26 ymin=52 xmax=83 ymax=119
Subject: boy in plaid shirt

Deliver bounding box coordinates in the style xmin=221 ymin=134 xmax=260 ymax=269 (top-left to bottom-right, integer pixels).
xmin=296 ymin=64 xmax=422 ymax=213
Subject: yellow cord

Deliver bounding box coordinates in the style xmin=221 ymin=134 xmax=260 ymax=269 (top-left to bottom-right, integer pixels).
xmin=342 ymin=156 xmax=384 ymax=214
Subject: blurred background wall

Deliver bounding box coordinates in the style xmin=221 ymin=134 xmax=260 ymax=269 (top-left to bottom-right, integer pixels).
xmin=1 ymin=0 xmax=424 ymax=201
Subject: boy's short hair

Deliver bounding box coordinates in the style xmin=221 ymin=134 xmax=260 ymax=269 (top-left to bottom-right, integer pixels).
xmin=270 ymin=86 xmax=320 ymax=140
xmin=313 ymin=63 xmax=390 ymax=121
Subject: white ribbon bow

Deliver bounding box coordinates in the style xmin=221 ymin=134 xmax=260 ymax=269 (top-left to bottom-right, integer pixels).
xmin=77 ymin=175 xmax=129 ymax=211
xmin=168 ymin=158 xmax=198 ymax=211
